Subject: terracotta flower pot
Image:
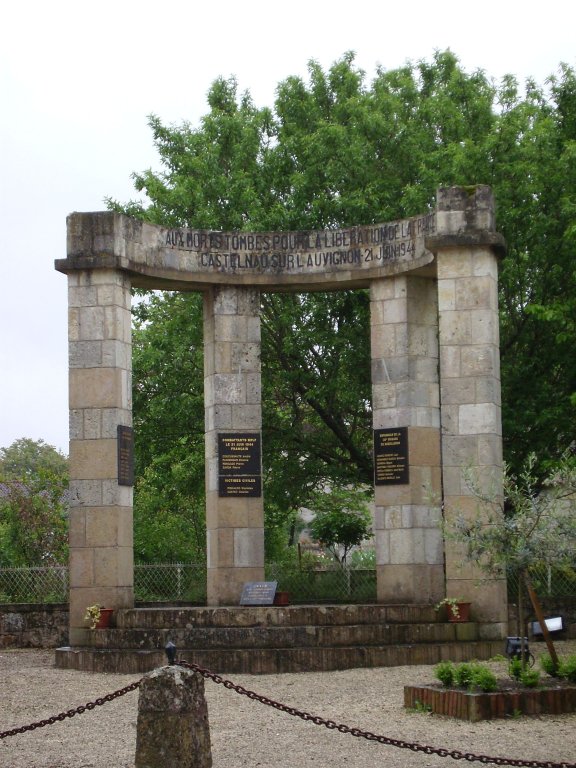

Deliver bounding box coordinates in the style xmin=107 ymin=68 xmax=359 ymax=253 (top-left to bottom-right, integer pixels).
xmin=447 ymin=602 xmax=471 ymax=623
xmin=95 ymin=608 xmax=114 ymax=629
xmin=273 ymin=591 xmax=290 ymax=606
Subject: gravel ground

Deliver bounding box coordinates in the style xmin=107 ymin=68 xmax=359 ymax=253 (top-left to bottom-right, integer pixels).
xmin=1 ymin=643 xmax=575 ymax=768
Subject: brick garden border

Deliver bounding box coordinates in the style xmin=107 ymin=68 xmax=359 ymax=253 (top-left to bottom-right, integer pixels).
xmin=404 ymin=683 xmax=576 ymax=721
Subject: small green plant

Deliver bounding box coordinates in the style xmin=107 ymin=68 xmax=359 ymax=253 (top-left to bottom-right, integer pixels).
xmin=520 ymin=669 xmax=540 ymax=688
xmin=453 ymin=662 xmax=476 ymax=688
xmin=435 ymin=661 xmax=455 ymax=687
xmin=540 ymin=653 xmax=559 ymax=677
xmin=435 ymin=597 xmax=465 ymax=619
xmin=509 ymin=657 xmax=523 ymax=680
xmin=469 ymin=666 xmax=498 ymax=692
xmin=509 ymin=708 xmax=523 ymax=719
xmin=84 ymin=603 xmax=102 ymax=629
xmin=559 ymin=655 xmax=576 ymax=683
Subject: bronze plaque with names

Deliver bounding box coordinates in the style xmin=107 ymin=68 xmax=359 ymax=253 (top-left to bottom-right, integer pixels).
xmin=373 ymin=427 xmax=409 ymax=485
xmin=117 ymin=425 xmax=135 ymax=486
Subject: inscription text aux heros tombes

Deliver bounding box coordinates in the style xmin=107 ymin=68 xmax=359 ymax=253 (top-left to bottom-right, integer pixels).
xmin=163 ymin=215 xmax=436 ymax=271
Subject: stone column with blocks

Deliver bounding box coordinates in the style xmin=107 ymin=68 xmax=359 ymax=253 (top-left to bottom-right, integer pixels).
xmin=135 ymin=665 xmax=212 ymax=768
xmin=430 ymin=185 xmax=508 ymax=630
xmin=67 ymin=267 xmax=133 ymax=644
xmin=203 ymin=285 xmax=264 ymax=605
xmin=370 ymin=274 xmax=444 ymax=603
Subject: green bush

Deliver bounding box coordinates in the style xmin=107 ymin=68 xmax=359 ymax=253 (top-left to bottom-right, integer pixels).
xmin=520 ymin=669 xmax=540 ymax=688
xmin=470 ymin=665 xmax=498 ymax=692
xmin=559 ymin=655 xmax=576 ymax=683
xmin=453 ymin=663 xmax=476 ymax=688
xmin=435 ymin=661 xmax=455 ymax=687
xmin=509 ymin=657 xmax=523 ymax=680
xmin=540 ymin=653 xmax=557 ymax=676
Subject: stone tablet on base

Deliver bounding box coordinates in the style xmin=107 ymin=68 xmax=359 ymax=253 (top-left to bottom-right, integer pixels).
xmin=240 ymin=581 xmax=277 ymax=605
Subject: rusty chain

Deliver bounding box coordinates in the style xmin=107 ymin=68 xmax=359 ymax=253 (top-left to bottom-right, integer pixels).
xmin=2 ymin=657 xmax=575 ymax=768
xmin=0 ymin=679 xmax=140 ymax=740
xmin=178 ymin=659 xmax=576 ymax=768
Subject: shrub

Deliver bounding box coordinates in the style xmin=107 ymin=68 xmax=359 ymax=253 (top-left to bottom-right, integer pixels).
xmin=435 ymin=661 xmax=455 ymax=687
xmin=509 ymin=657 xmax=523 ymax=680
xmin=540 ymin=653 xmax=558 ymax=677
xmin=453 ymin=663 xmax=476 ymax=688
xmin=520 ymin=669 xmax=540 ymax=688
xmin=559 ymin=655 xmax=576 ymax=683
xmin=470 ymin=666 xmax=498 ymax=692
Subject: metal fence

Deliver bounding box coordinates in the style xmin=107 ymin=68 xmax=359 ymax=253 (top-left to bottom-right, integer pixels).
xmin=0 ymin=566 xmax=69 ymax=604
xmin=134 ymin=563 xmax=206 ymax=603
xmin=507 ymin=564 xmax=576 ymax=602
xmin=265 ymin=563 xmax=377 ymax=603
xmin=1 ymin=562 xmax=574 ymax=605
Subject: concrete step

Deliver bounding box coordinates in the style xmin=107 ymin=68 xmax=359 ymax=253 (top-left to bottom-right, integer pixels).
xmin=117 ymin=603 xmax=441 ymax=629
xmin=55 ymin=639 xmax=504 ymax=675
xmin=55 ymin=604 xmax=505 ymax=675
xmin=87 ymin=620 xmax=479 ymax=650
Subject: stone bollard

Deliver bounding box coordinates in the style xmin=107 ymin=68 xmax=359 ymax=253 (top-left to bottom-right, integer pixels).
xmin=135 ymin=665 xmax=212 ymax=768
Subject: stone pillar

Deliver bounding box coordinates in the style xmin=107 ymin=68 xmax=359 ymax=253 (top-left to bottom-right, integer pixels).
xmin=432 ymin=186 xmax=508 ymax=629
xmin=135 ymin=665 xmax=212 ymax=768
xmin=67 ymin=268 xmax=133 ymax=644
xmin=203 ymin=286 xmax=264 ymax=605
xmin=370 ymin=274 xmax=444 ymax=603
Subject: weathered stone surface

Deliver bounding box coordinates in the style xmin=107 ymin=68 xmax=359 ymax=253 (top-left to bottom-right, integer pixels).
xmin=135 ymin=665 xmax=212 ymax=768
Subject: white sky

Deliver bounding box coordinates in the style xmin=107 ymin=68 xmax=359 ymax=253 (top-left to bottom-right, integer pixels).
xmin=1 ymin=0 xmax=575 ymax=455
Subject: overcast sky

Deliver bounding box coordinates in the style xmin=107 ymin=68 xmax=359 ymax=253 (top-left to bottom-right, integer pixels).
xmin=1 ymin=0 xmax=575 ymax=455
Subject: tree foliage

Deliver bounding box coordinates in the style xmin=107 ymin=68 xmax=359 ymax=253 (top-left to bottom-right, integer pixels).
xmin=451 ymin=453 xmax=576 ymax=577
xmin=0 ymin=438 xmax=69 ymax=566
xmin=307 ymin=486 xmax=373 ymax=565
xmin=107 ymin=51 xmax=576 ymax=558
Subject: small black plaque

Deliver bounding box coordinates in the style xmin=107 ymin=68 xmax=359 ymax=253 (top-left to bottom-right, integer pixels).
xmin=374 ymin=427 xmax=409 ymax=485
xmin=218 ymin=475 xmax=262 ymax=497
xmin=218 ymin=432 xmax=262 ymax=497
xmin=117 ymin=425 xmax=134 ymax=486
xmin=240 ymin=581 xmax=277 ymax=606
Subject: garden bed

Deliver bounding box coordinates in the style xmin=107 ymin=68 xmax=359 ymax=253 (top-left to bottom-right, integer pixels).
xmin=404 ymin=680 xmax=576 ymax=721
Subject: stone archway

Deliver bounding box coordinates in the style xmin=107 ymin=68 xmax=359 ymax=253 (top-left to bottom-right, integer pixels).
xmin=56 ymin=185 xmax=508 ymax=645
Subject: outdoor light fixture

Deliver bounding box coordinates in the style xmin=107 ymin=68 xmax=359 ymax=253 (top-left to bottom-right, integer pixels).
xmin=165 ymin=641 xmax=177 ymax=665
xmin=505 ymin=636 xmax=530 ymax=661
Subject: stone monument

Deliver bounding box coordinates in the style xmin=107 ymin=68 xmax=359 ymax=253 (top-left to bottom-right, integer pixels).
xmin=56 ymin=185 xmax=508 ymax=645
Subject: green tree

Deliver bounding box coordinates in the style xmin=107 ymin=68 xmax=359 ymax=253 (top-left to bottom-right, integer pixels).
xmin=108 ymin=51 xmax=576 ymax=556
xmin=0 ymin=438 xmax=68 ymax=481
xmin=308 ymin=486 xmax=373 ymax=565
xmin=448 ymin=452 xmax=576 ymax=671
xmin=0 ymin=438 xmax=69 ymax=566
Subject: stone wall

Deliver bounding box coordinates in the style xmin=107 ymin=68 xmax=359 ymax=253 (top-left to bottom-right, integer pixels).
xmin=0 ymin=604 xmax=68 ymax=648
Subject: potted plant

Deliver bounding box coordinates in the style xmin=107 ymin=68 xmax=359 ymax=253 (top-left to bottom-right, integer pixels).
xmin=435 ymin=597 xmax=471 ymax=623
xmin=84 ymin=603 xmax=114 ymax=629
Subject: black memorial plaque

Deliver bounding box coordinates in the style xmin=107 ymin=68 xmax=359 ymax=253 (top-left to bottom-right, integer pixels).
xmin=374 ymin=427 xmax=409 ymax=485
xmin=117 ymin=425 xmax=135 ymax=486
xmin=240 ymin=581 xmax=277 ymax=606
xmin=218 ymin=432 xmax=262 ymax=497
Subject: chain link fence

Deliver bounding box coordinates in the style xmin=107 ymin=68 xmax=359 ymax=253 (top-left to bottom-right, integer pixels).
xmin=1 ymin=562 xmax=574 ymax=605
xmin=0 ymin=566 xmax=69 ymax=603
xmin=507 ymin=564 xmax=576 ymax=602
xmin=265 ymin=563 xmax=377 ymax=603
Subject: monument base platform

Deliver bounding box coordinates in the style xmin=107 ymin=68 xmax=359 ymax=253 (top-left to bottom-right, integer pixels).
xmin=55 ymin=604 xmax=505 ymax=675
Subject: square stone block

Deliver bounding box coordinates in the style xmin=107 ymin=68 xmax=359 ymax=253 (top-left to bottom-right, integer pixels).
xmin=234 ymin=528 xmax=265 ymax=567
xmin=69 ymin=438 xmax=118 ymax=480
xmin=85 ymin=506 xmax=133 ymax=548
xmin=69 ymin=368 xmax=126 ymax=409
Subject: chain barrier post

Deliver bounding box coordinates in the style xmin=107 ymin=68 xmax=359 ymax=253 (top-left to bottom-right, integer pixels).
xmin=135 ymin=663 xmax=212 ymax=768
